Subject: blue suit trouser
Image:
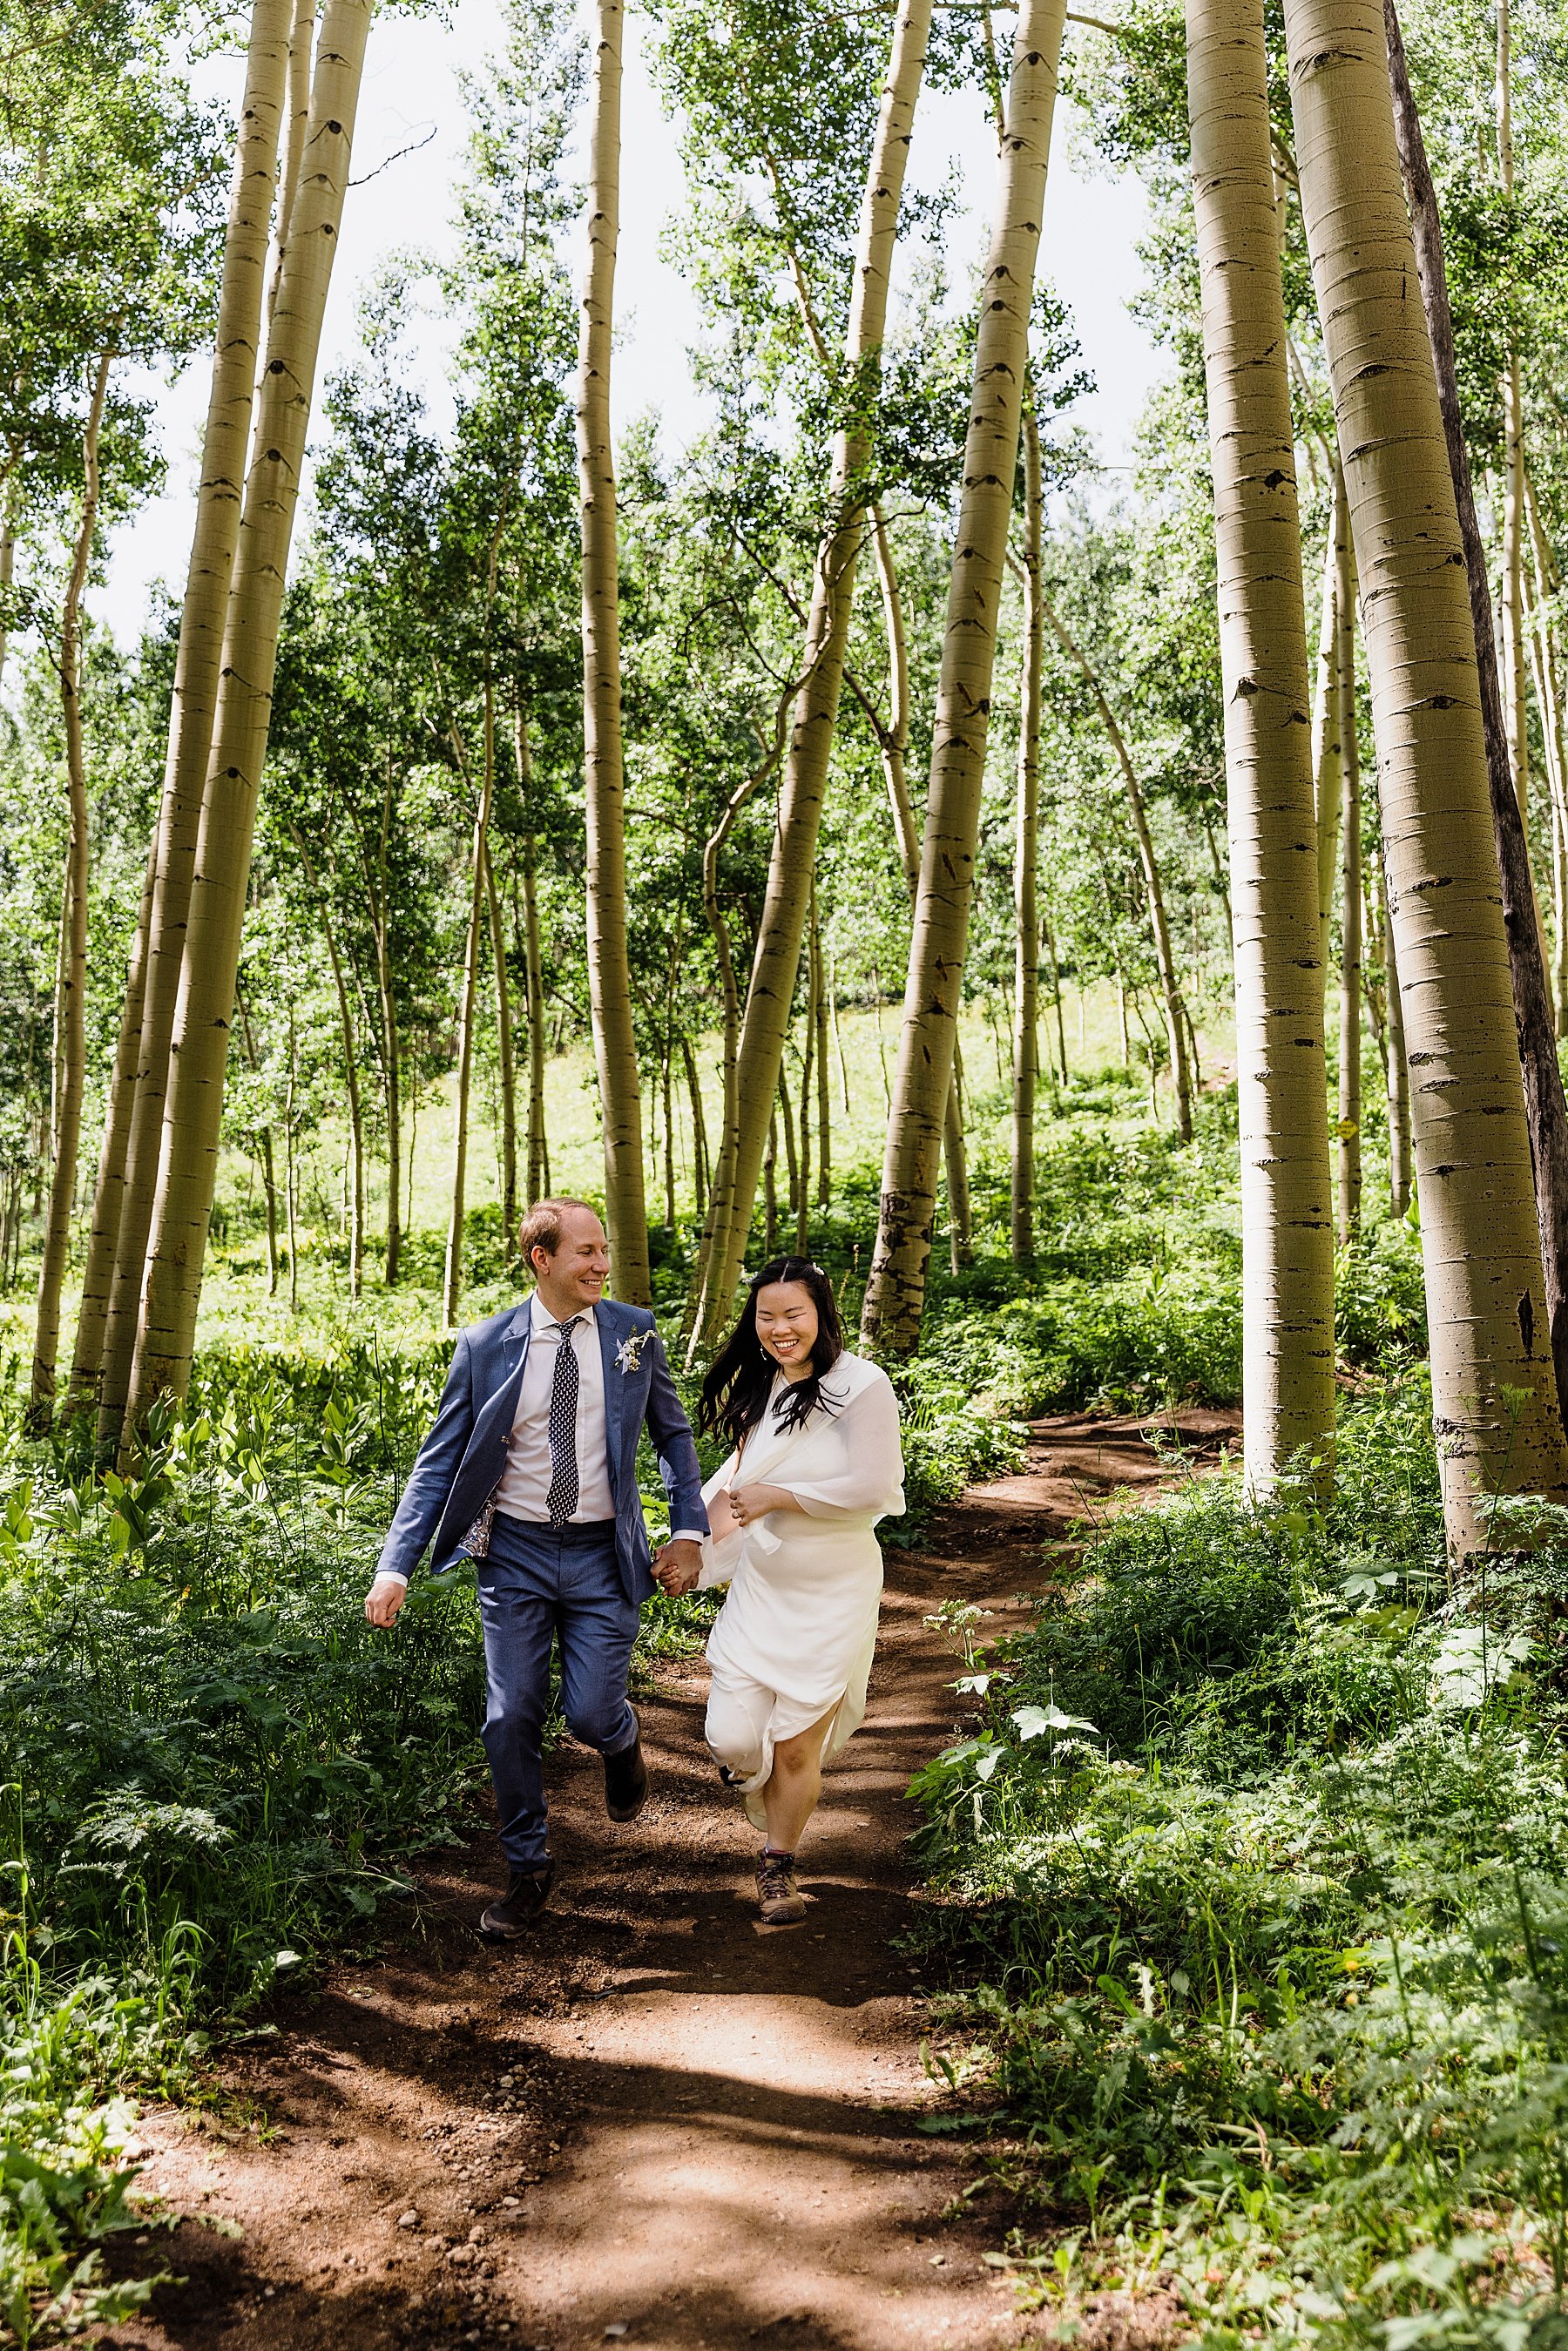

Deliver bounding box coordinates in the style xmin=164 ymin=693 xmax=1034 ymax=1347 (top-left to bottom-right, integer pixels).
xmin=475 ymin=1514 xmax=640 ymax=1870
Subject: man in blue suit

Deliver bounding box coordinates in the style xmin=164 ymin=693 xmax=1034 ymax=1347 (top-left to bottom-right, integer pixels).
xmin=365 ymin=1198 xmax=707 ymax=1937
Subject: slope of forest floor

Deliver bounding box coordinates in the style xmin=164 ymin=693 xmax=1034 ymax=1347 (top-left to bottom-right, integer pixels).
xmin=98 ymin=1410 xmax=1236 ymax=2351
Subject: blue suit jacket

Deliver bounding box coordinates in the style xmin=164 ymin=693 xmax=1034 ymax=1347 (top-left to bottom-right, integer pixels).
xmin=376 ymin=1297 xmax=708 ymax=1600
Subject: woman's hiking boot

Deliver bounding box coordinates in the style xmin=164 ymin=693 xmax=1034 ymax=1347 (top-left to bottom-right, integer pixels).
xmin=756 ymin=1848 xmax=808 ymax=1924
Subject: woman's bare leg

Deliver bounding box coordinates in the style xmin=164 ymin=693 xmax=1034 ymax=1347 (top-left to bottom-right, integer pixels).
xmin=761 ymin=1706 xmax=838 ymax=1854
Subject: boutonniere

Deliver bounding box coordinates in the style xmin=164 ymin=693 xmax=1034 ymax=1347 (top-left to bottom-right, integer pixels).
xmin=615 ymin=1331 xmax=651 ymax=1375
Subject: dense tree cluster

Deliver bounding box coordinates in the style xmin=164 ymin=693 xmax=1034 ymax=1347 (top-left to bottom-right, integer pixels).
xmin=3 ymin=0 xmax=1567 ymax=1561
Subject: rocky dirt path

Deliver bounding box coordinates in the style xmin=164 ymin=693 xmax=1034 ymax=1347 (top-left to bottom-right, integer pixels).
xmin=112 ymin=1409 xmax=1238 ymax=2351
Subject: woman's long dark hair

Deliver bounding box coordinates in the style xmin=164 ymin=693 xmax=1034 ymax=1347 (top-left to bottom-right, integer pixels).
xmin=697 ymin=1256 xmax=845 ymax=1452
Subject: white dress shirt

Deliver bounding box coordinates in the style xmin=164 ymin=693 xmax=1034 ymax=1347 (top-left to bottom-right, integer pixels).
xmin=490 ymin=1294 xmax=705 ymax=1544
xmin=496 ymin=1295 xmax=615 ymax=1523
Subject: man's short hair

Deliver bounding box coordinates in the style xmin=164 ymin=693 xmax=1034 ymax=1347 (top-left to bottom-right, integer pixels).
xmin=518 ymin=1197 xmax=600 ymax=1270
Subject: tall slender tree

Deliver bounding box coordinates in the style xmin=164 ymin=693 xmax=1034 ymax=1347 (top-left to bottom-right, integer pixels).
xmin=1383 ymin=0 xmax=1568 ymax=1450
xmin=692 ymin=0 xmax=936 ymax=1343
xmin=1010 ymin=403 xmax=1045 ymax=1267
xmin=77 ymin=0 xmax=293 ymax=1438
xmin=1285 ymin=0 xmax=1568 ymax=1549
xmin=1186 ymin=0 xmax=1334 ymax=1490
xmin=27 ymin=350 xmax=112 ymax=1428
xmin=575 ymin=0 xmax=649 ymax=1303
xmin=861 ymin=0 xmax=1069 ymax=1351
xmin=121 ymin=0 xmax=375 ymax=1442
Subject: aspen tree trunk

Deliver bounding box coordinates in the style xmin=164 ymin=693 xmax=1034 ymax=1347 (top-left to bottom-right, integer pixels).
xmin=777 ymin=1075 xmax=799 ymax=1220
xmin=264 ymin=0 xmax=315 ymax=332
xmin=65 ymin=840 xmax=154 ymax=1413
xmin=1335 ymin=517 xmax=1362 ymax=1241
xmin=576 ymin=0 xmax=650 ymax=1306
xmin=513 ymin=706 xmax=548 ymax=1206
xmin=1383 ymin=0 xmax=1568 ymax=1466
xmin=0 ymin=472 xmax=17 ymax=692
xmin=830 ymin=956 xmax=850 ymax=1116
xmin=482 ymin=829 xmax=518 ymax=1244
xmin=1045 ymin=596 xmax=1193 ymax=1138
xmin=374 ymin=893 xmax=401 ymax=1284
xmin=763 ymin=1111 xmax=779 ymax=1255
xmin=812 ymin=890 xmax=831 ymax=1210
xmin=694 ymin=0 xmax=936 ymax=1344
xmin=1288 ymin=0 xmax=1568 ymax=1548
xmin=291 ymin=827 xmax=363 ymax=1296
xmin=1495 ymin=0 xmax=1530 ymax=851
xmin=796 ymin=952 xmax=814 ymax=1254
xmin=859 ymin=532 xmax=973 ymax=1275
xmin=682 ymin=1039 xmax=708 ymax=1218
xmin=443 ymin=694 xmax=497 ymax=1327
xmin=1378 ymin=853 xmax=1412 ymax=1214
xmin=1188 ymin=0 xmax=1335 ymax=1488
xmin=284 ymin=1000 xmax=300 ymax=1313
xmin=1524 ymin=479 xmax=1568 ymax=1034
xmin=85 ymin=0 xmax=290 ymax=1444
xmin=861 ymin=0 xmax=1067 ymax=1349
xmin=122 ymin=0 xmax=373 ymax=1441
xmin=1312 ymin=474 xmax=1344 ymax=978
xmin=1043 ymin=909 xmax=1069 ymax=1081
xmin=1011 ymin=404 xmax=1044 ymax=1266
xmin=28 ymin=351 xmax=112 ymax=1429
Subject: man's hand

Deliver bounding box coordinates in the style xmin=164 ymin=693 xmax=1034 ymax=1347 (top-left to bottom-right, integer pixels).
xmin=654 ymin=1537 xmax=703 ymax=1597
xmin=365 ymin=1572 xmax=409 ymax=1629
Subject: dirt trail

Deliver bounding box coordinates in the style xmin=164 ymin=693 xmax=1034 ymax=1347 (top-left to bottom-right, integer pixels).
xmin=113 ymin=1409 xmax=1238 ymax=2351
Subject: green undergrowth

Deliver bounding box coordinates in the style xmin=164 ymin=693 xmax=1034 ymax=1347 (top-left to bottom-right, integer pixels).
xmin=910 ymin=1372 xmax=1568 ymax=2351
xmin=0 ymin=1070 xmax=1422 ymax=2339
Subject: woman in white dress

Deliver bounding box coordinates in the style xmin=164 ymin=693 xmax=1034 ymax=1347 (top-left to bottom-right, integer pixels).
xmin=695 ymin=1257 xmax=905 ymax=1924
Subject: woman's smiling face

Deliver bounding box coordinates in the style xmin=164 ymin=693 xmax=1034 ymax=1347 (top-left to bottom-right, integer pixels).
xmin=754 ymin=1280 xmax=820 ymax=1377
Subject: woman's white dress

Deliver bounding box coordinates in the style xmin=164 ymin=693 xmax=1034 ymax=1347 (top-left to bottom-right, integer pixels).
xmin=699 ymin=1351 xmax=905 ymax=1829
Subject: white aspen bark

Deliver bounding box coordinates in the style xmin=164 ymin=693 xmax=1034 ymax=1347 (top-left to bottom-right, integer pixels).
xmin=30 ymin=351 xmax=112 ymax=1428
xmin=1313 ymin=471 xmax=1344 ymax=980
xmin=1336 ymin=519 xmax=1362 ymax=1241
xmin=443 ymin=738 xmax=496 ymax=1328
xmin=1524 ymin=477 xmax=1568 ymax=1035
xmin=1378 ymin=851 xmax=1412 ymax=1215
xmin=1287 ymin=0 xmax=1568 ymax=1549
xmin=483 ymin=826 xmax=518 ymax=1243
xmin=513 ymin=705 xmax=548 ymax=1206
xmin=860 ymin=0 xmax=1068 ymax=1351
xmin=65 ymin=836 xmax=154 ymax=1415
xmin=855 ymin=514 xmax=971 ymax=1252
xmin=1188 ymin=0 xmax=1335 ymax=1488
xmin=693 ymin=0 xmax=936 ymax=1344
xmin=0 ymin=473 xmax=17 ymax=692
xmin=290 ymin=826 xmax=363 ymax=1297
xmin=1011 ymin=405 xmax=1044 ymax=1266
xmin=91 ymin=0 xmax=291 ymax=1448
xmin=812 ymin=888 xmax=831 ymax=1210
xmin=122 ymin=0 xmax=373 ymax=1441
xmin=576 ymin=0 xmax=650 ymax=1304
xmin=264 ymin=0 xmax=316 ymax=334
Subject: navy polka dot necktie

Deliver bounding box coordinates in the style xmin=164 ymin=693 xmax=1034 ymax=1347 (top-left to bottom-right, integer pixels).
xmin=545 ymin=1317 xmax=585 ymax=1527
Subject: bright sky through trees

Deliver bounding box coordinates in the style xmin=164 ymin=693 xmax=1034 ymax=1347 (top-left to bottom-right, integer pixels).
xmin=98 ymin=0 xmax=1158 ymax=647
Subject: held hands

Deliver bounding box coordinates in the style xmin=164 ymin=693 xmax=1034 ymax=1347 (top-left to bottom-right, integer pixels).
xmin=365 ymin=1573 xmax=409 ymax=1629
xmin=654 ymin=1537 xmax=703 ymax=1597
